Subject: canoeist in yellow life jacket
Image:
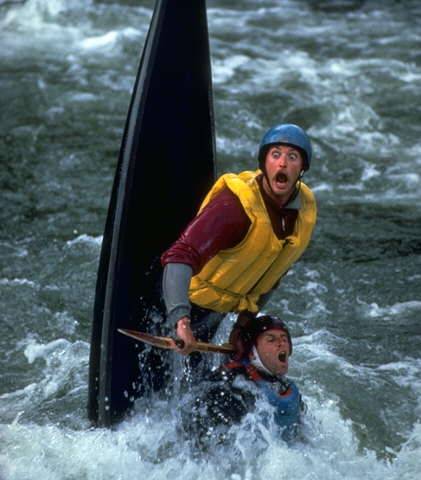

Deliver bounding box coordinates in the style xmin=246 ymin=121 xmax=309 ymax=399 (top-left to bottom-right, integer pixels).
xmin=161 ymin=123 xmax=317 ymax=355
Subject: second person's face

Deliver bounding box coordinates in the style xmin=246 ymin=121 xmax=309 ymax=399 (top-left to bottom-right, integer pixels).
xmin=255 ymin=328 xmax=291 ymax=376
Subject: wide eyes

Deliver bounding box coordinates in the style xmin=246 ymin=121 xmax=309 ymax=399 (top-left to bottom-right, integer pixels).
xmin=270 ymin=149 xmax=299 ymax=162
xmin=265 ymin=334 xmax=288 ymax=343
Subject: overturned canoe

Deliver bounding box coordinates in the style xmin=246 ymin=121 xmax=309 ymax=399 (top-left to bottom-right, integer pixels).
xmin=88 ymin=0 xmax=216 ymax=427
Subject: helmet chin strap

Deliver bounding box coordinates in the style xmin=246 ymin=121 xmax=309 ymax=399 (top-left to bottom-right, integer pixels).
xmin=250 ymin=345 xmax=275 ymax=376
xmin=293 ymin=170 xmax=304 ymax=199
xmin=262 ymin=166 xmax=275 ymax=198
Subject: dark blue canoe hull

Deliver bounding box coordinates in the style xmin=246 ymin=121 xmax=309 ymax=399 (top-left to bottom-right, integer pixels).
xmin=88 ymin=0 xmax=215 ymax=427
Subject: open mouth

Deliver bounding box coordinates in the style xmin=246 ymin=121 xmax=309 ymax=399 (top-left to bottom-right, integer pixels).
xmin=278 ymin=351 xmax=288 ymax=363
xmin=275 ymin=172 xmax=288 ymax=186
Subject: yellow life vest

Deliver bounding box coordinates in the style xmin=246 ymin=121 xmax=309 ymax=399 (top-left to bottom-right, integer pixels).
xmin=188 ymin=170 xmax=317 ymax=313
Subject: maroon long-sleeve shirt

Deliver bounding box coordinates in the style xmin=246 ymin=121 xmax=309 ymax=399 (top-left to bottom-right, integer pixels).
xmin=161 ymin=174 xmax=299 ymax=275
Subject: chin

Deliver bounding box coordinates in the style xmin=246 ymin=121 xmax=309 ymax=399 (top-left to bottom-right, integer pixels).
xmin=273 ymin=184 xmax=293 ymax=197
xmin=276 ymin=364 xmax=288 ymax=376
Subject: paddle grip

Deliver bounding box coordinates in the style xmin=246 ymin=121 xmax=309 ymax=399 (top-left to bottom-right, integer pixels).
xmin=174 ymin=338 xmax=185 ymax=349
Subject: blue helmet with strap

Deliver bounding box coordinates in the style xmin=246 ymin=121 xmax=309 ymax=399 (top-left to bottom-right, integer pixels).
xmin=258 ymin=123 xmax=312 ymax=171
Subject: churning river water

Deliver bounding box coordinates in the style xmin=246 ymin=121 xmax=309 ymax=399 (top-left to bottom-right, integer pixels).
xmin=1 ymin=0 xmax=421 ymax=478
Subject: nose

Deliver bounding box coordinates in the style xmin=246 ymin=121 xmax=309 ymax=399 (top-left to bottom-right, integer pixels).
xmin=276 ymin=153 xmax=288 ymax=167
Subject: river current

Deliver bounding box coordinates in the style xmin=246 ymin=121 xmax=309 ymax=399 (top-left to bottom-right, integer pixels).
xmin=1 ymin=0 xmax=420 ymax=479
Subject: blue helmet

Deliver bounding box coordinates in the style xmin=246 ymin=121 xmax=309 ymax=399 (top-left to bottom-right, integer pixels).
xmin=258 ymin=123 xmax=312 ymax=171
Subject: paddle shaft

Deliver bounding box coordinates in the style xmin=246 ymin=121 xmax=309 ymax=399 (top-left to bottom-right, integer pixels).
xmin=118 ymin=328 xmax=234 ymax=354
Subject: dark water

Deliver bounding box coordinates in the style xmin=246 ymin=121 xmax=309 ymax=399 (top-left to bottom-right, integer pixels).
xmin=1 ymin=1 xmax=420 ymax=479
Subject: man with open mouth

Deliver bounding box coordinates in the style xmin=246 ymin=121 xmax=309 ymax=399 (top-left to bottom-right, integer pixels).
xmin=181 ymin=314 xmax=304 ymax=447
xmin=161 ymin=123 xmax=317 ymax=359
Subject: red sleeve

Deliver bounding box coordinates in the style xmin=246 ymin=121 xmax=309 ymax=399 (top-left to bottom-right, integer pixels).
xmin=161 ymin=188 xmax=251 ymax=274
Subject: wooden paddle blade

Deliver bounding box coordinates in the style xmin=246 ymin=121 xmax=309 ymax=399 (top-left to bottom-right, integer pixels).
xmin=118 ymin=329 xmax=175 ymax=349
xmin=118 ymin=329 xmax=234 ymax=354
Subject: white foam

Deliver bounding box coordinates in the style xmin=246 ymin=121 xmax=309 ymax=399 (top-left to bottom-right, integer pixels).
xmin=79 ymin=31 xmax=119 ymax=51
xmin=66 ymin=234 xmax=102 ymax=248
xmin=0 ymin=241 xmax=30 ymax=259
xmin=3 ymin=0 xmax=68 ymax=26
xmin=257 ymin=398 xmax=388 ymax=480
xmin=407 ymin=143 xmax=421 ymax=162
xmin=216 ymin=135 xmax=256 ymax=158
xmin=0 ymin=278 xmax=37 ymax=288
xmin=53 ymin=311 xmax=79 ymax=335
xmin=24 ymin=338 xmax=67 ymax=363
xmin=1 ymin=0 xmax=88 ymax=43
xmin=2 ymin=334 xmax=421 ymax=479
xmin=386 ymin=172 xmax=420 ymax=188
xmin=394 ymin=422 xmax=421 ymax=477
xmin=213 ymin=55 xmax=249 ymax=84
xmin=377 ymin=358 xmax=421 ymax=417
xmin=0 ymin=395 xmax=397 ymax=480
xmin=362 ymin=301 xmax=421 ymax=319
xmin=68 ymin=92 xmax=97 ymax=102
xmin=339 ymin=182 xmax=364 ymax=191
xmin=0 ymin=338 xmax=89 ymax=422
xmin=361 ymin=163 xmax=380 ymax=182
xmin=312 ymin=182 xmax=333 ymax=193
xmin=0 ymin=0 xmax=146 ymax=61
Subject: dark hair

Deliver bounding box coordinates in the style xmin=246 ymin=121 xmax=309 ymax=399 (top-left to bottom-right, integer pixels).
xmin=229 ymin=312 xmax=293 ymax=357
